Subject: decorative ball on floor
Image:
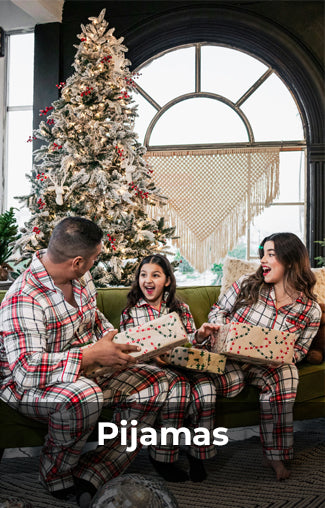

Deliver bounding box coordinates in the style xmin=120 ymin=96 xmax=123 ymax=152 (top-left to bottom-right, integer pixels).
xmin=90 ymin=473 xmax=178 ymax=507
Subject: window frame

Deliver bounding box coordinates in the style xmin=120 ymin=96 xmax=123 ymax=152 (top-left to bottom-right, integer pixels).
xmin=132 ymin=42 xmax=306 ymax=264
xmin=134 ymin=42 xmax=306 ymax=153
xmin=1 ymin=28 xmax=34 ymax=213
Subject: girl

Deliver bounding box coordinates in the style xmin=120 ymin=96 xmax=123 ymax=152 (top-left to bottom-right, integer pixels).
xmin=207 ymin=232 xmax=321 ymax=480
xmin=120 ymin=254 xmax=219 ymax=483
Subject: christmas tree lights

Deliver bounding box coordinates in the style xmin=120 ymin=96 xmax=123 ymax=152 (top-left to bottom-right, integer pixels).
xmin=16 ymin=9 xmax=175 ymax=286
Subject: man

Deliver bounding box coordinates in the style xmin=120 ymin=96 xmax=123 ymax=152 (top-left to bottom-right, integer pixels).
xmin=0 ymin=217 xmax=169 ymax=507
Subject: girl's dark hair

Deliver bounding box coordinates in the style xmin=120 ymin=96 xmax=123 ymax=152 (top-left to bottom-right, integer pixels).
xmin=125 ymin=254 xmax=183 ymax=317
xmin=233 ymin=232 xmax=317 ymax=313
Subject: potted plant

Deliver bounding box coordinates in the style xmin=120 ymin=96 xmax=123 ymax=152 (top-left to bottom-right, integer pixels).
xmin=0 ymin=208 xmax=20 ymax=281
xmin=315 ymin=239 xmax=325 ymax=267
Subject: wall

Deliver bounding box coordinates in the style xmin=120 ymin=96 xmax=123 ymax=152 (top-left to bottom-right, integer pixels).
xmin=0 ymin=51 xmax=6 ymax=211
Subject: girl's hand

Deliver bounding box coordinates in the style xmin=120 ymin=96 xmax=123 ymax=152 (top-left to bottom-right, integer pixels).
xmin=195 ymin=323 xmax=221 ymax=344
xmin=267 ymin=361 xmax=280 ymax=369
xmin=155 ymin=355 xmax=169 ymax=367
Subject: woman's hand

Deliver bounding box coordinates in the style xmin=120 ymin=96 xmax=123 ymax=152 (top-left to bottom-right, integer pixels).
xmin=195 ymin=323 xmax=221 ymax=344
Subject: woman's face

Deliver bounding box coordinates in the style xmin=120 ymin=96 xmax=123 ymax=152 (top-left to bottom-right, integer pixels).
xmin=260 ymin=240 xmax=286 ymax=285
xmin=139 ymin=262 xmax=170 ymax=308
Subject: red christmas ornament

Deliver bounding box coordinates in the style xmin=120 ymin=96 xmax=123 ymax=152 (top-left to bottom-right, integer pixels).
xmin=106 ymin=233 xmax=117 ymax=251
xmin=39 ymin=106 xmax=53 ymax=116
xmin=37 ymin=198 xmax=45 ymax=210
xmin=80 ymin=87 xmax=94 ymax=97
xmin=118 ymin=90 xmax=130 ymax=100
xmin=36 ymin=172 xmax=48 ymax=181
xmin=101 ymin=55 xmax=112 ymax=63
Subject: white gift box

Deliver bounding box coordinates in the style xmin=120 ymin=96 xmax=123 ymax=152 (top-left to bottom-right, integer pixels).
xmin=83 ymin=312 xmax=188 ymax=378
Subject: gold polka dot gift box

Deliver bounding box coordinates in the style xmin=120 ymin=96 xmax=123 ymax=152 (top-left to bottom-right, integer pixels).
xmin=161 ymin=346 xmax=226 ymax=374
xmin=211 ymin=322 xmax=295 ymax=366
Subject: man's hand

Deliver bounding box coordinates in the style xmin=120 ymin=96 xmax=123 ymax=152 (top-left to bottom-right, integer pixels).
xmin=195 ymin=323 xmax=221 ymax=344
xmin=80 ymin=330 xmax=141 ymax=371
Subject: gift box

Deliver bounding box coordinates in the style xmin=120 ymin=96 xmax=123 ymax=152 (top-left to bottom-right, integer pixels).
xmin=114 ymin=312 xmax=188 ymax=361
xmin=212 ymin=322 xmax=295 ymax=366
xmin=83 ymin=312 xmax=188 ymax=378
xmin=162 ymin=346 xmax=226 ymax=374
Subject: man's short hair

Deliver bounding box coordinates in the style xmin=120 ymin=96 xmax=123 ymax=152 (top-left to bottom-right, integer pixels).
xmin=47 ymin=217 xmax=103 ymax=263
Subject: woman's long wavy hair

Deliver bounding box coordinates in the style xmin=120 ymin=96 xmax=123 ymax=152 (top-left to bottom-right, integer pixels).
xmin=124 ymin=254 xmax=183 ymax=317
xmin=233 ymin=232 xmax=317 ymax=314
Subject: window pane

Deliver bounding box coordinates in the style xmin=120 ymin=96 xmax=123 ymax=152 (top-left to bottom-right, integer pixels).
xmin=8 ymin=33 xmax=34 ymax=107
xmin=137 ymin=47 xmax=195 ymax=106
xmin=132 ymin=91 xmax=157 ymax=145
xmin=201 ymin=46 xmax=268 ymax=103
xmin=150 ymin=98 xmax=249 ymax=145
xmin=241 ymin=74 xmax=304 ymax=141
xmin=249 ymin=204 xmax=304 ymax=257
xmin=7 ymin=111 xmax=33 ymax=210
xmin=274 ymin=151 xmax=305 ymax=203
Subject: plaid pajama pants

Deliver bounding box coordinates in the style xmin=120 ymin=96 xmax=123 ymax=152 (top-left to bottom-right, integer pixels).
xmin=16 ymin=364 xmax=169 ymax=492
xmin=210 ymin=359 xmax=299 ymax=460
xmin=148 ymin=367 xmax=218 ymax=462
xmin=184 ymin=371 xmax=218 ymax=460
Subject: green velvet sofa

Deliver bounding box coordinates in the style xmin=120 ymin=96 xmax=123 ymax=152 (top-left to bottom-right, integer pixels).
xmin=0 ymin=286 xmax=324 ymax=458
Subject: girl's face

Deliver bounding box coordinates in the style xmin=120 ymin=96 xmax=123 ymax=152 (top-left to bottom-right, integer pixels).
xmin=260 ymin=240 xmax=286 ymax=285
xmin=139 ymin=262 xmax=170 ymax=308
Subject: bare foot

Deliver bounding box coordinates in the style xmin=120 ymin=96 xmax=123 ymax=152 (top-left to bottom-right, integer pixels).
xmin=263 ymin=457 xmax=291 ymax=480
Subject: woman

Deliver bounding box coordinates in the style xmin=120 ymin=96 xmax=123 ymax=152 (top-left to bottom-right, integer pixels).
xmin=207 ymin=232 xmax=321 ymax=480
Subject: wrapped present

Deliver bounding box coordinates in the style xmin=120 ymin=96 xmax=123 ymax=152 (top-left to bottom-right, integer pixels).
xmin=212 ymin=322 xmax=295 ymax=366
xmin=162 ymin=346 xmax=226 ymax=374
xmin=83 ymin=312 xmax=188 ymax=378
xmin=114 ymin=312 xmax=188 ymax=360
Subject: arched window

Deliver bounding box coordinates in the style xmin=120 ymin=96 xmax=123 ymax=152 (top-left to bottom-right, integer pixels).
xmin=132 ymin=43 xmax=305 ymax=284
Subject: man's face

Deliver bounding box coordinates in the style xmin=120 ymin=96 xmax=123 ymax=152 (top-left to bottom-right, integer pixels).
xmin=75 ymin=242 xmax=102 ymax=277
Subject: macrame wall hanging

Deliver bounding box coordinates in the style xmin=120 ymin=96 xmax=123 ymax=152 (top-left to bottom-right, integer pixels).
xmin=145 ymin=147 xmax=280 ymax=272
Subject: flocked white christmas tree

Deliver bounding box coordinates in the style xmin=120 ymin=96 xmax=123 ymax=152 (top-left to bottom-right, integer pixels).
xmin=16 ymin=9 xmax=175 ymax=286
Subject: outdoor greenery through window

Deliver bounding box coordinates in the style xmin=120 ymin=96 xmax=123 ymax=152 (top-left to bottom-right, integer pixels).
xmin=132 ymin=43 xmax=305 ymax=285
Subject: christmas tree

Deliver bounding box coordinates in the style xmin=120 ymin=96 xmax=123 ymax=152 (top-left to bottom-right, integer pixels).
xmin=16 ymin=9 xmax=175 ymax=286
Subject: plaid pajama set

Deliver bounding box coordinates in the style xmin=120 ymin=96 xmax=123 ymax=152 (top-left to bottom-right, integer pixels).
xmin=208 ymin=275 xmax=321 ymax=461
xmin=0 ymin=251 xmax=170 ymax=493
xmin=120 ymin=298 xmax=218 ymax=461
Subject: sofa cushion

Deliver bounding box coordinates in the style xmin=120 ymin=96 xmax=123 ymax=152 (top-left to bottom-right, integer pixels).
xmin=176 ymin=286 xmax=220 ymax=327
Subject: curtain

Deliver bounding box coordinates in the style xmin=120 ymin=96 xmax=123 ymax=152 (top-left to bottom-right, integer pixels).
xmin=145 ymin=147 xmax=280 ymax=272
